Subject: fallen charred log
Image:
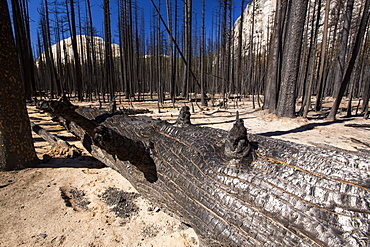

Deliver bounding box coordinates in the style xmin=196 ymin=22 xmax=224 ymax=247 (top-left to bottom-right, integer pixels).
xmin=48 ymin=101 xmax=370 ymax=247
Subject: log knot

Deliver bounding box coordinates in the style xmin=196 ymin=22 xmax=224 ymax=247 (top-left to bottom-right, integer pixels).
xmin=175 ymin=106 xmax=191 ymax=127
xmin=224 ymin=112 xmax=253 ymax=164
xmin=93 ymin=125 xmax=112 ymax=146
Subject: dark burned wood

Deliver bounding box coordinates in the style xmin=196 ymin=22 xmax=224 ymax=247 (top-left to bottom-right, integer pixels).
xmin=345 ymin=123 xmax=370 ymax=128
xmin=351 ymin=138 xmax=370 ymax=148
xmin=48 ymin=101 xmax=370 ymax=247
xmin=224 ymin=112 xmax=253 ymax=163
xmin=174 ymin=105 xmax=192 ymax=127
xmin=48 ymin=101 xmax=157 ymax=182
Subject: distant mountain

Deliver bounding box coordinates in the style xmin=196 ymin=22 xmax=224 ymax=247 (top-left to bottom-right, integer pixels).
xmin=36 ymin=35 xmax=120 ymax=65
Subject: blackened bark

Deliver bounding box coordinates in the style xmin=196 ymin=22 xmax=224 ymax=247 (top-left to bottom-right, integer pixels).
xmin=265 ymin=0 xmax=286 ymax=113
xmin=314 ymin=0 xmax=331 ymax=111
xmin=68 ymin=0 xmax=83 ymax=101
xmin=276 ymin=0 xmax=308 ymax=118
xmin=332 ymin=0 xmax=355 ymax=97
xmin=10 ymin=0 xmax=36 ymax=101
xmin=180 ymin=0 xmax=192 ymax=99
xmin=300 ymin=0 xmax=321 ymax=118
xmin=104 ymin=0 xmax=115 ymax=101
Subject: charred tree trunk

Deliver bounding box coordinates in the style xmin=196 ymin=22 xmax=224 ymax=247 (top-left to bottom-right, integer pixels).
xmin=200 ymin=0 xmax=206 ymax=106
xmin=314 ymin=0 xmax=331 ymax=111
xmin=10 ymin=0 xmax=36 ymax=101
xmin=68 ymin=0 xmax=83 ymax=101
xmin=264 ymin=0 xmax=287 ymax=113
xmin=276 ymin=0 xmax=308 ymax=118
xmin=0 ymin=0 xmax=38 ymax=170
xmin=180 ymin=0 xmax=192 ymax=99
xmin=332 ymin=0 xmax=354 ymax=97
xmin=299 ymin=0 xmax=321 ymax=118
xmin=48 ymin=100 xmax=370 ymax=246
xmin=104 ymin=0 xmax=115 ymax=101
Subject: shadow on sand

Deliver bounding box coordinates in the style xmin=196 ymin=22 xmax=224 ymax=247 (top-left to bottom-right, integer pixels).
xmin=258 ymin=119 xmax=353 ymax=137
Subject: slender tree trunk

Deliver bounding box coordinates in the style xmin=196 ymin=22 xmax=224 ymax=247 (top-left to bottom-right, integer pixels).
xmin=236 ymin=0 xmax=245 ymax=97
xmin=264 ymin=0 xmax=287 ymax=113
xmin=86 ymin=0 xmax=97 ymax=101
xmin=104 ymin=0 xmax=115 ymax=101
xmin=332 ymin=0 xmax=354 ymax=97
xmin=248 ymin=0 xmax=255 ymax=102
xmin=0 ymin=0 xmax=38 ymax=170
xmin=360 ymin=31 xmax=370 ymax=114
xmin=301 ymin=0 xmax=321 ymax=118
xmin=10 ymin=0 xmax=36 ymax=101
xmin=314 ymin=0 xmax=330 ymax=111
xmin=157 ymin=0 xmax=163 ymax=104
xmin=68 ymin=0 xmax=83 ymax=101
xmin=180 ymin=0 xmax=192 ymax=99
xmin=362 ymin=75 xmax=370 ymax=116
xmin=166 ymin=0 xmax=175 ymax=103
xmin=276 ymin=0 xmax=308 ymax=118
xmin=200 ymin=0 xmax=206 ymax=106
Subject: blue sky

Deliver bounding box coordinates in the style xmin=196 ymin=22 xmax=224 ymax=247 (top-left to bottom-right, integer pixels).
xmin=24 ymin=0 xmax=250 ymax=53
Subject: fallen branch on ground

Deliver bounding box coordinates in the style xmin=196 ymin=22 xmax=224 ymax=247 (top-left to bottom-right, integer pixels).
xmin=31 ymin=122 xmax=81 ymax=159
xmin=345 ymin=123 xmax=370 ymax=128
xmin=351 ymin=138 xmax=370 ymax=148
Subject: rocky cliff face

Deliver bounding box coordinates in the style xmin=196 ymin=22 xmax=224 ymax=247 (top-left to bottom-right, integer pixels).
xmin=232 ymin=0 xmax=276 ymax=55
xmin=232 ymin=0 xmax=364 ymax=56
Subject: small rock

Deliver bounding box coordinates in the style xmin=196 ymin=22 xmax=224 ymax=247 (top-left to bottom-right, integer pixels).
xmin=147 ymin=206 xmax=160 ymax=213
xmin=39 ymin=233 xmax=47 ymax=238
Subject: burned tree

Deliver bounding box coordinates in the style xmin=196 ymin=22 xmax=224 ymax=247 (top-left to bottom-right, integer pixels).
xmin=0 ymin=0 xmax=38 ymax=170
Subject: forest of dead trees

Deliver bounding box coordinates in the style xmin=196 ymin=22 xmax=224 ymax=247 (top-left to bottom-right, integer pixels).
xmin=9 ymin=0 xmax=370 ymax=119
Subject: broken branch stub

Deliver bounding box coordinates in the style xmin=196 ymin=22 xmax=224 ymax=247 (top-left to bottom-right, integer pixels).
xmin=175 ymin=106 xmax=191 ymax=127
xmin=224 ymin=112 xmax=253 ymax=164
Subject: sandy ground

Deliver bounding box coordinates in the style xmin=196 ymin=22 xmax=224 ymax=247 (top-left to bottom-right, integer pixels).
xmin=0 ymin=96 xmax=369 ymax=247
